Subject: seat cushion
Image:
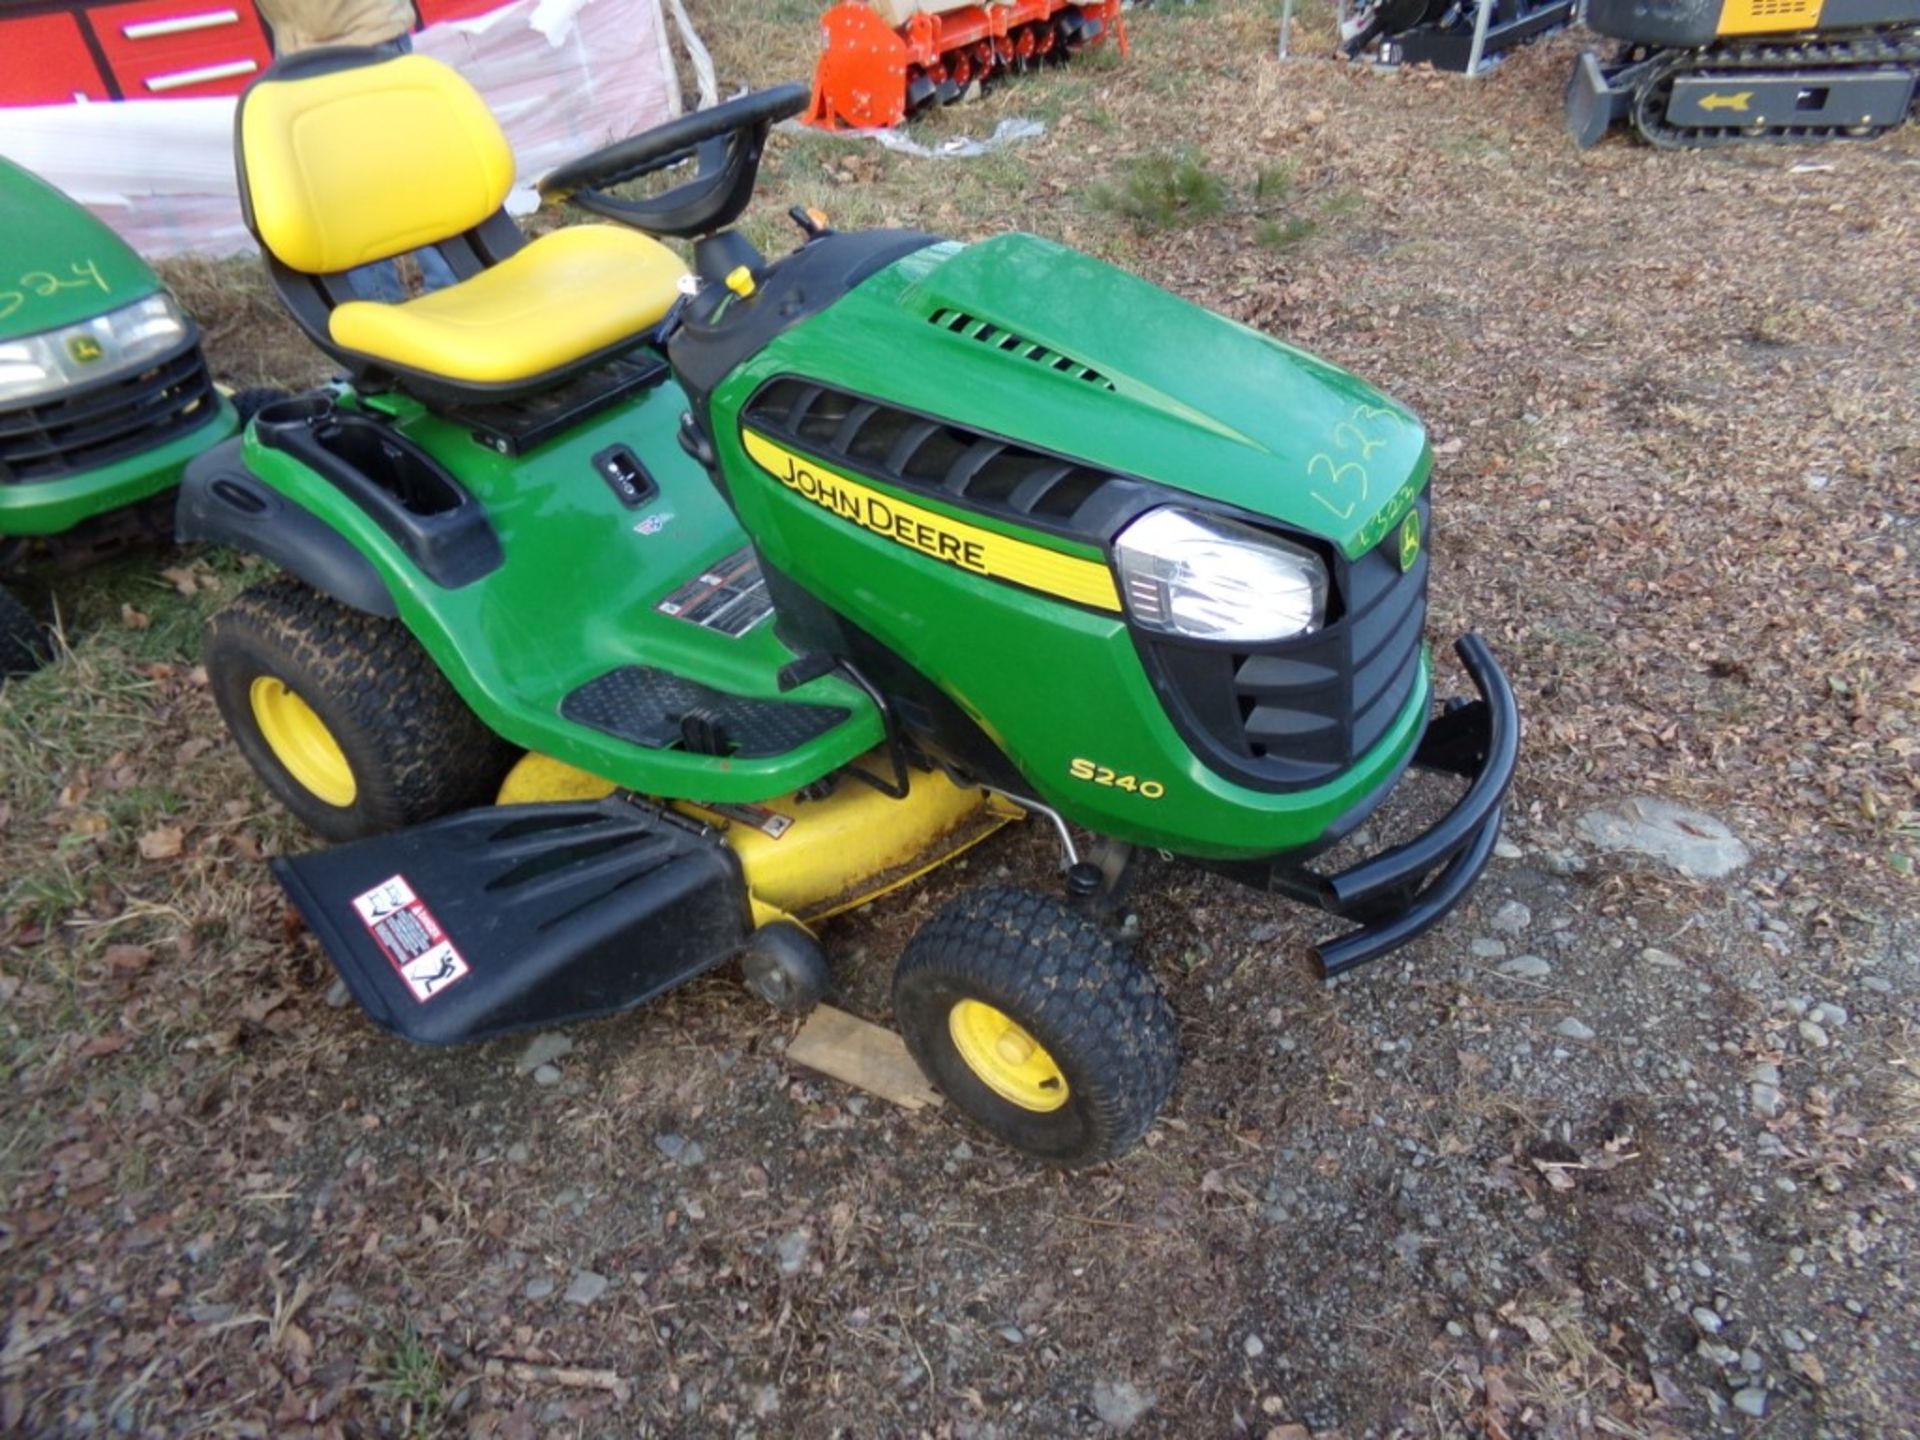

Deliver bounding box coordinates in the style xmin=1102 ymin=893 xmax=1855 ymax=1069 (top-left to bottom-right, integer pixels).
xmin=242 ymin=53 xmax=516 ymax=275
xmin=328 ymin=225 xmax=687 ymax=386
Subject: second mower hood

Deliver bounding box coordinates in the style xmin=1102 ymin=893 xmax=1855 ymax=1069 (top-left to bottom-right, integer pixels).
xmin=0 ymin=159 xmax=161 ymax=340
xmin=749 ymin=233 xmax=1430 ymax=560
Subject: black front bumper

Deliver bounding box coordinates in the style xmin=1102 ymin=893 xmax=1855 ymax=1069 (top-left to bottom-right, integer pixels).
xmin=1268 ymin=634 xmax=1520 ymax=978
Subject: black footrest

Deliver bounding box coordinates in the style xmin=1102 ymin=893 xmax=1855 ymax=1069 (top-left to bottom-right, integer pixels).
xmin=274 ymin=799 xmax=750 ymax=1044
xmin=561 ymin=665 xmax=850 ymax=758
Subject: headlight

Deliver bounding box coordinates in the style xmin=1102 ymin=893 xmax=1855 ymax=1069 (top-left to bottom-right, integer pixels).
xmin=0 ymin=293 xmax=189 ymax=406
xmin=1114 ymin=507 xmax=1328 ymax=643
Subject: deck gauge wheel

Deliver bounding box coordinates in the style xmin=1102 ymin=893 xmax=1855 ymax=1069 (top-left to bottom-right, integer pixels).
xmin=741 ymin=922 xmax=832 ymax=1014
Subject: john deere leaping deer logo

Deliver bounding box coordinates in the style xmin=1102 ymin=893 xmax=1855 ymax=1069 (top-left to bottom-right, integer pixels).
xmin=1398 ymin=507 xmax=1422 ymax=572
xmin=67 ymin=333 xmax=105 ymax=365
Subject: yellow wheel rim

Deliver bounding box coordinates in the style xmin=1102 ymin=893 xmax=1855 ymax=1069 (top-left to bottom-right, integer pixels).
xmin=948 ymin=998 xmax=1069 ymax=1113
xmin=249 ymin=676 xmax=357 ymax=808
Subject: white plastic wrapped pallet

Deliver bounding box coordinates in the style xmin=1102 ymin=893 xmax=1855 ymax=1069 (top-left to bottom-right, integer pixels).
xmin=0 ymin=0 xmax=684 ymax=258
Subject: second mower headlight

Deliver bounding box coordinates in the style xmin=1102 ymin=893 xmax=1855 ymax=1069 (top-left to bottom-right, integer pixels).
xmin=0 ymin=293 xmax=189 ymax=406
xmin=1114 ymin=507 xmax=1328 ymax=644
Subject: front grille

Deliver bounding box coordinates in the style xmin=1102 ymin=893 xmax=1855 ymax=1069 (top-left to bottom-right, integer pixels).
xmin=742 ymin=377 xmax=1156 ymax=542
xmin=0 ymin=339 xmax=220 ymax=485
xmin=1137 ymin=495 xmax=1430 ymax=792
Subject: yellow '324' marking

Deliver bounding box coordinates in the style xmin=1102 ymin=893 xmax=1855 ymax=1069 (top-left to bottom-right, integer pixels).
xmin=0 ymin=259 xmax=110 ymax=326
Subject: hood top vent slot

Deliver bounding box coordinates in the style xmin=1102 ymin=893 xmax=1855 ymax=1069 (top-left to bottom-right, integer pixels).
xmin=928 ymin=308 xmax=1116 ymax=392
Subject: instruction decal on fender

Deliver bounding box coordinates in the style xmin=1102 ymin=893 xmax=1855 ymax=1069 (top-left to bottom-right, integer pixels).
xmin=739 ymin=429 xmax=1121 ymax=612
xmin=656 ymin=546 xmax=774 ymax=636
xmin=350 ymin=875 xmax=470 ymax=1003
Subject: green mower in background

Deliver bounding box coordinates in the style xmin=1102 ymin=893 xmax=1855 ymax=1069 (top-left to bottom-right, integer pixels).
xmin=185 ymin=48 xmax=1518 ymax=1166
xmin=0 ymin=158 xmax=243 ymax=675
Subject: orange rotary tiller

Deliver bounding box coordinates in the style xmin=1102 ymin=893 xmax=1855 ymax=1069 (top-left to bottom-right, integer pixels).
xmin=806 ymin=0 xmax=1127 ymax=131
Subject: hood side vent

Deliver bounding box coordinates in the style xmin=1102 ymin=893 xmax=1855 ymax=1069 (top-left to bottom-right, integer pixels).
xmin=928 ymin=308 xmax=1116 ymax=392
xmin=744 ymin=377 xmax=1154 ymax=543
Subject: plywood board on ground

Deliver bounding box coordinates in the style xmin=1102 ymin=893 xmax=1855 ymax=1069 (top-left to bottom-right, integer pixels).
xmin=786 ymin=1005 xmax=942 ymax=1110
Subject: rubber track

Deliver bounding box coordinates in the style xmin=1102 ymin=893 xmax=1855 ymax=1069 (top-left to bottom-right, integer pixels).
xmin=896 ymin=885 xmax=1178 ymax=1165
xmin=1633 ymin=29 xmax=1920 ymax=147
xmin=207 ymin=576 xmax=511 ymax=836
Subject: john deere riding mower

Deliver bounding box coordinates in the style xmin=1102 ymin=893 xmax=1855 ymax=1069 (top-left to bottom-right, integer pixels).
xmin=1568 ymin=0 xmax=1920 ymax=146
xmin=186 ymin=48 xmax=1517 ymax=1166
xmin=1 ymin=159 xmax=241 ymax=675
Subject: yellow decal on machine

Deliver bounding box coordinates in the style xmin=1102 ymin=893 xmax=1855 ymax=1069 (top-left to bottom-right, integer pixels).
xmin=741 ymin=429 xmax=1121 ymax=612
xmin=1718 ymin=0 xmax=1820 ymax=37
xmin=1068 ymin=757 xmax=1166 ymax=799
xmin=1698 ymin=90 xmax=1754 ymax=112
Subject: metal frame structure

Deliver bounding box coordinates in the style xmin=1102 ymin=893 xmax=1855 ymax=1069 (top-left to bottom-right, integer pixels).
xmin=1281 ymin=0 xmax=1539 ymax=76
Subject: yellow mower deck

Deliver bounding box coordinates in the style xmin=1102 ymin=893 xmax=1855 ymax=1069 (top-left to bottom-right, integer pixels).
xmin=497 ymin=749 xmax=1021 ymax=930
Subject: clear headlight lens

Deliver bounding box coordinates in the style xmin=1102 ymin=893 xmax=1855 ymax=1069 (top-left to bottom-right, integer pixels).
xmin=0 ymin=293 xmax=189 ymax=405
xmin=1114 ymin=506 xmax=1328 ymax=644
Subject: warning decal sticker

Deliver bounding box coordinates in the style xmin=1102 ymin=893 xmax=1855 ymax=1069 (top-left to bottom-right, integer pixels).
xmin=655 ymin=547 xmax=774 ymax=637
xmin=350 ymin=875 xmax=471 ymax=1003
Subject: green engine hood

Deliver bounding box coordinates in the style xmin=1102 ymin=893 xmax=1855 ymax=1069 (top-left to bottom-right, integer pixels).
xmin=754 ymin=233 xmax=1429 ymax=559
xmin=0 ymin=158 xmax=161 ymax=339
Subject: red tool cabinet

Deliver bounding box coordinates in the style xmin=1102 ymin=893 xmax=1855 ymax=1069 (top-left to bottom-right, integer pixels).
xmin=0 ymin=0 xmax=505 ymax=105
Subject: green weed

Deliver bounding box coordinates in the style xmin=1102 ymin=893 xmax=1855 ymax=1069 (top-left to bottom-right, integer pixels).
xmin=1257 ymin=216 xmax=1318 ymax=251
xmin=1086 ymin=151 xmax=1225 ymax=229
xmin=370 ymin=1317 xmax=449 ymax=1440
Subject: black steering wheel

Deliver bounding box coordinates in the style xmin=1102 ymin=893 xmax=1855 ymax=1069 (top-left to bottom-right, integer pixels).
xmin=538 ymin=84 xmax=810 ymax=238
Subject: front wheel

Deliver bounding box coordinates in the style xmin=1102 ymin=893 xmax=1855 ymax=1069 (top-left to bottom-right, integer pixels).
xmin=204 ymin=577 xmax=514 ymax=841
xmin=0 ymin=585 xmax=50 ymax=677
xmin=892 ymin=886 xmax=1178 ymax=1167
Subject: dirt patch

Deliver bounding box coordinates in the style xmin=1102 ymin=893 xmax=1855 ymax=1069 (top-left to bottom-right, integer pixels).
xmin=3 ymin=3 xmax=1917 ymax=1437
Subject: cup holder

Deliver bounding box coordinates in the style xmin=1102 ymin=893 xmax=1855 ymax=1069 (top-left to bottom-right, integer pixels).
xmin=248 ymin=392 xmax=501 ymax=586
xmin=251 ymin=391 xmax=336 ymax=441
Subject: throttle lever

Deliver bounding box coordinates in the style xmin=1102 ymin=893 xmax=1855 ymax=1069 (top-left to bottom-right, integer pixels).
xmin=787 ymin=205 xmax=834 ymax=241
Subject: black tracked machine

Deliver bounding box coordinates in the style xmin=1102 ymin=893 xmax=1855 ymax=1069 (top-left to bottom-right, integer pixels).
xmin=1339 ymin=0 xmax=1575 ymax=74
xmin=1569 ymin=0 xmax=1920 ymax=146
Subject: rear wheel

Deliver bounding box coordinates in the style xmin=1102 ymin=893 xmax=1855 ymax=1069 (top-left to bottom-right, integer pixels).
xmin=892 ymin=886 xmax=1177 ymax=1167
xmin=0 ymin=585 xmax=50 ymax=677
xmin=204 ymin=576 xmax=513 ymax=841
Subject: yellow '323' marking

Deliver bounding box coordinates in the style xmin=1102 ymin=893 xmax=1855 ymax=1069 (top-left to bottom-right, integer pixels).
xmin=1307 ymin=403 xmax=1405 ymax=522
xmin=1307 ymin=453 xmax=1367 ymax=520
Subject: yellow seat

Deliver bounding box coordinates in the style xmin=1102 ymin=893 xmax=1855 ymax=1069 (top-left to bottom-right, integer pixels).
xmin=329 ymin=226 xmax=685 ymax=385
xmin=237 ymin=50 xmax=687 ymax=393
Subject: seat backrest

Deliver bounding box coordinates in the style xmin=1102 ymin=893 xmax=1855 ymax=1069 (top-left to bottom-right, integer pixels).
xmin=238 ymin=49 xmax=515 ymax=275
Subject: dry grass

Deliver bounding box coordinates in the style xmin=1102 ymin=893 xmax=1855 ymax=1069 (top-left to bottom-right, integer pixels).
xmin=158 ymin=256 xmax=327 ymax=392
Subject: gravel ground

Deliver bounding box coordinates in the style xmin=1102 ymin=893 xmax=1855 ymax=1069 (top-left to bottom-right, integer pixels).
xmin=1 ymin=2 xmax=1916 ymax=1436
